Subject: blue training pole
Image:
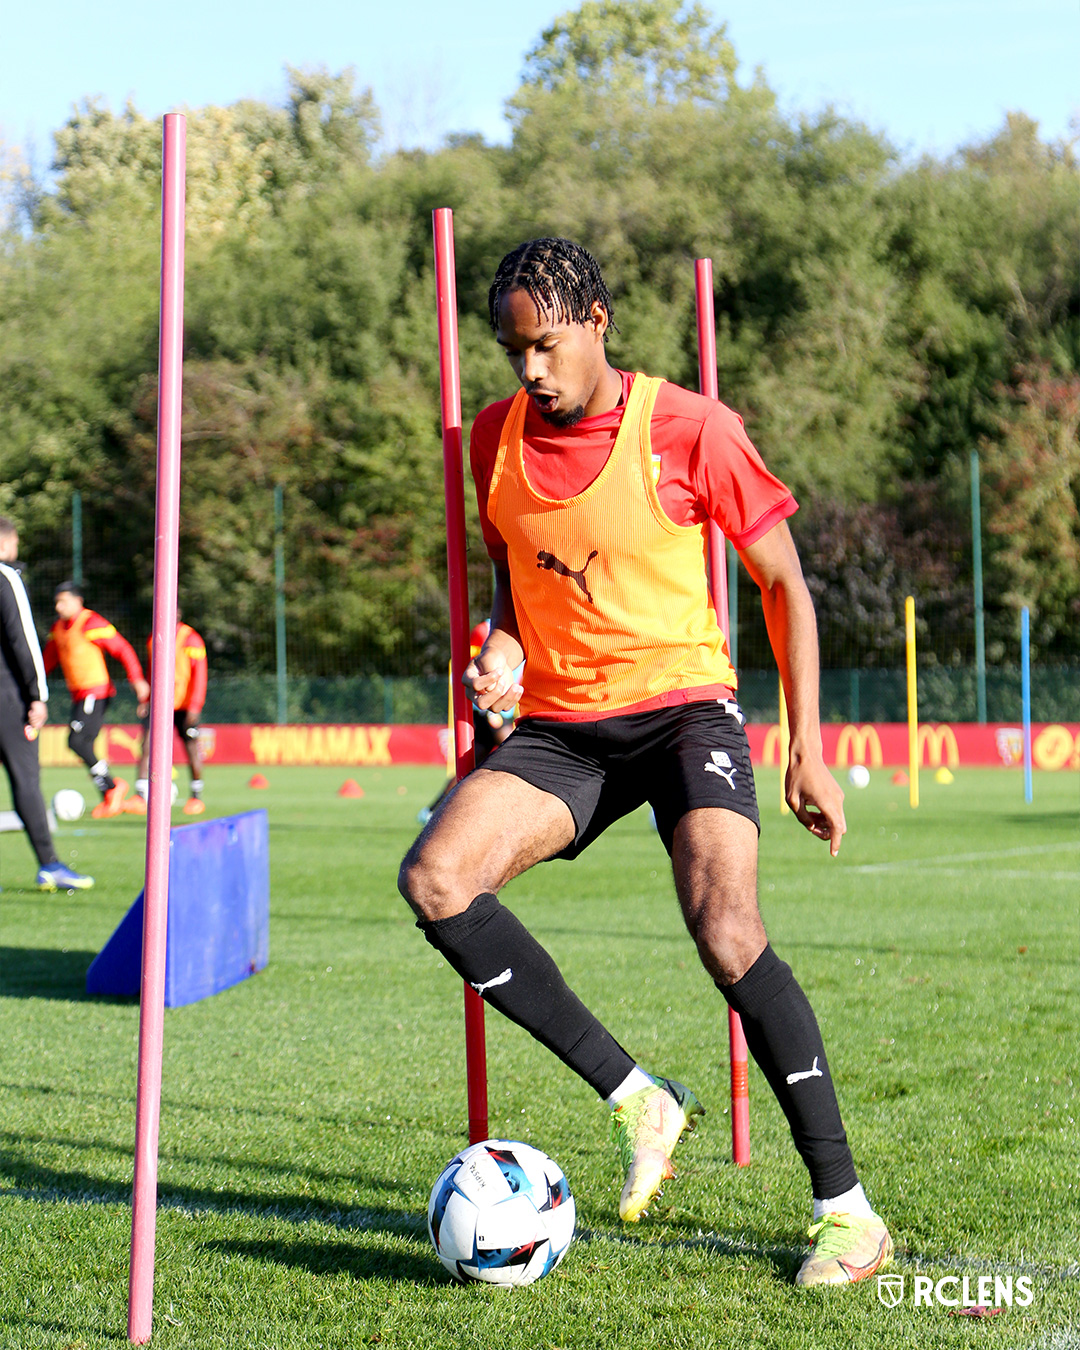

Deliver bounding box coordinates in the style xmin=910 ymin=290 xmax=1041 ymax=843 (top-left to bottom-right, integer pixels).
xmin=1021 ymin=606 xmax=1032 ymax=804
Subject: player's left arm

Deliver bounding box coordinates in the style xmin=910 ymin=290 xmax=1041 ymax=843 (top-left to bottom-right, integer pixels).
xmin=465 ymin=562 xmax=525 ymax=715
xmin=186 ymin=634 xmax=208 ymax=722
xmin=738 ymin=519 xmax=846 ymax=856
xmin=96 ymin=626 xmax=151 ymax=703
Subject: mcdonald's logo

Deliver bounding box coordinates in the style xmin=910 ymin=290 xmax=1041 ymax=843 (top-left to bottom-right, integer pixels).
xmin=762 ymin=724 xmax=784 ymax=766
xmin=836 ymin=725 xmax=883 ymax=767
xmin=918 ymin=723 xmax=960 ymax=768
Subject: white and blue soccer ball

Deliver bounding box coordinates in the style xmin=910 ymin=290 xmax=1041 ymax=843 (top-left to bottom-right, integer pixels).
xmin=52 ymin=789 xmax=86 ymax=822
xmin=427 ymin=1139 xmax=575 ymax=1286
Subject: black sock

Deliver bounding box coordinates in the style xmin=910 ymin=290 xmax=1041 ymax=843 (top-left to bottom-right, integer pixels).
xmin=720 ymin=945 xmax=858 ymax=1199
xmin=418 ymin=892 xmax=636 ymax=1100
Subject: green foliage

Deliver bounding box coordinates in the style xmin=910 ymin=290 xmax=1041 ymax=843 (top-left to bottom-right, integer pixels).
xmin=0 ymin=10 xmax=1076 ymax=675
xmin=512 ymin=0 xmax=737 ymax=107
xmin=981 ymin=364 xmax=1080 ymax=657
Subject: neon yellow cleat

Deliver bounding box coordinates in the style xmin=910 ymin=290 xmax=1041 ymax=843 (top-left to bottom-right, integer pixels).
xmin=795 ymin=1212 xmax=893 ymax=1287
xmin=610 ymin=1076 xmax=704 ymax=1222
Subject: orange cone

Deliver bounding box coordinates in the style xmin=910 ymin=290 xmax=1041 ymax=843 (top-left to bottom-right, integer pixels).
xmin=338 ymin=779 xmax=365 ymax=798
xmin=891 ymin=770 xmax=909 ymax=786
xmin=248 ymin=773 xmax=270 ymax=789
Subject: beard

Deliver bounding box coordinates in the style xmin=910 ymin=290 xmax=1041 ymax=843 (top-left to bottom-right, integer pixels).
xmin=538 ymin=402 xmax=586 ymax=428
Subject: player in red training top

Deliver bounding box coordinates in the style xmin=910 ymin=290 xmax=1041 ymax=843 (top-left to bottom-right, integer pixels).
xmin=43 ymin=583 xmax=150 ymax=818
xmin=400 ymin=238 xmax=891 ymax=1289
xmin=125 ymin=617 xmax=208 ymax=817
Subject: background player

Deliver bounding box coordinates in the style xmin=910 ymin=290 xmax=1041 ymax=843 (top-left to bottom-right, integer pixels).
xmin=43 ymin=583 xmax=150 ymax=818
xmin=400 ymin=238 xmax=891 ymax=1289
xmin=0 ymin=521 xmax=93 ymax=890
xmin=126 ymin=615 xmax=208 ymax=816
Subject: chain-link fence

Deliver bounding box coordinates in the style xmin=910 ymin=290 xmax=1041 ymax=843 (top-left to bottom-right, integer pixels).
xmin=15 ymin=489 xmax=1079 ymax=726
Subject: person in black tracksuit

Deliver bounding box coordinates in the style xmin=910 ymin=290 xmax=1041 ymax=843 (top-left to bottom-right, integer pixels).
xmin=0 ymin=519 xmax=93 ymax=891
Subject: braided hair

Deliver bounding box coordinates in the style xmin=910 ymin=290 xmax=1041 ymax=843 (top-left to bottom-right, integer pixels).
xmin=488 ymin=237 xmax=618 ymax=339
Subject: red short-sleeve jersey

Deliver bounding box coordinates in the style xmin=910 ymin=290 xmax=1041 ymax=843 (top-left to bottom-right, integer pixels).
xmin=470 ymin=370 xmax=797 ymax=562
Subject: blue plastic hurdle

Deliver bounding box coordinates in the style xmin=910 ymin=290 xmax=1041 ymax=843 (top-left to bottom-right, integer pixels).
xmin=86 ymin=809 xmax=269 ymax=1006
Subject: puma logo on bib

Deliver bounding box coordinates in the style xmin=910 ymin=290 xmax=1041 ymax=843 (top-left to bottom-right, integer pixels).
xmin=537 ymin=549 xmax=598 ymax=604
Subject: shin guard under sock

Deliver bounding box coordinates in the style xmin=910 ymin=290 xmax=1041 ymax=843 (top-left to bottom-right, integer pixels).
xmin=720 ymin=944 xmax=858 ymax=1198
xmin=419 ymin=892 xmax=636 ymax=1100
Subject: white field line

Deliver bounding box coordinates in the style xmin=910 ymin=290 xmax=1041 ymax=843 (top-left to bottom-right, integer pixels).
xmin=853 ymin=869 xmax=1080 ymax=881
xmin=851 ymin=841 xmax=1080 ymax=877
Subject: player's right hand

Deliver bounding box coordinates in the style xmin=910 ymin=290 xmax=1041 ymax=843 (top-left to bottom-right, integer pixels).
xmin=464 ymin=649 xmax=523 ymax=714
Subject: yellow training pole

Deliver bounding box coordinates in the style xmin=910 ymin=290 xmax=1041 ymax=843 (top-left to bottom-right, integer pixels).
xmin=905 ymin=596 xmax=919 ymax=808
xmin=779 ymin=677 xmax=790 ymax=815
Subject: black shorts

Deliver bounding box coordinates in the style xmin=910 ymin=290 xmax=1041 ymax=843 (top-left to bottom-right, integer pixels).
xmin=69 ymin=695 xmax=109 ymax=740
xmin=482 ymin=699 xmax=759 ymax=858
xmin=174 ymin=709 xmax=200 ymax=740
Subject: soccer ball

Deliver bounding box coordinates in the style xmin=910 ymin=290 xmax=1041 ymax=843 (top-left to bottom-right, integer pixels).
xmin=847 ymin=764 xmax=871 ymax=789
xmin=427 ymin=1139 xmax=575 ymax=1286
xmin=52 ymin=789 xmax=86 ymax=822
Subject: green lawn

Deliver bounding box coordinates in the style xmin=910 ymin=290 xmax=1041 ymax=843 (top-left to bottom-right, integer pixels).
xmin=1 ymin=763 xmax=1077 ymax=1348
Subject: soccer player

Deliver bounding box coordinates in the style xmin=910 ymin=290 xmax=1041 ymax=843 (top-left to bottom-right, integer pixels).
xmin=125 ymin=616 xmax=208 ymax=815
xmin=43 ymin=583 xmax=150 ymax=818
xmin=0 ymin=521 xmax=93 ymax=890
xmin=399 ymin=238 xmax=892 ymax=1287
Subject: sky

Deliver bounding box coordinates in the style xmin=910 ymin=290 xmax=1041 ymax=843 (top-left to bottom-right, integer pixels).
xmin=1 ymin=0 xmax=1076 ymax=166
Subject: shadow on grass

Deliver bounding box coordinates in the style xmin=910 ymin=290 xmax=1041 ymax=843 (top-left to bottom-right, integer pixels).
xmin=1 ymin=1144 xmax=807 ymax=1286
xmin=579 ymin=1221 xmax=801 ymax=1282
xmin=203 ymin=1236 xmax=440 ymax=1284
xmin=1000 ymin=812 xmax=1080 ymax=828
xmin=0 ymin=1313 xmax=126 ymax=1344
xmin=0 ymin=1145 xmax=426 ymax=1245
xmin=0 ymin=947 xmax=103 ymax=1001
xmin=1 ymin=1122 xmax=420 ymax=1197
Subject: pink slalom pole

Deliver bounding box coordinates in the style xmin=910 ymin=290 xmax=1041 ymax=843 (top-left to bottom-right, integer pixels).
xmin=695 ymin=259 xmax=750 ymax=1168
xmin=432 ymin=208 xmax=488 ymax=1145
xmin=128 ymin=113 xmax=186 ymax=1345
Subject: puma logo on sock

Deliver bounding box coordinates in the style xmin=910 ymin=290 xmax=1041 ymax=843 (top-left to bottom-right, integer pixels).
xmin=470 ymin=967 xmax=513 ymax=997
xmin=786 ymin=1056 xmax=823 ymax=1085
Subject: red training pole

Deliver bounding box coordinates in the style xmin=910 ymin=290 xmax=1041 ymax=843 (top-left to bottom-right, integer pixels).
xmin=694 ymin=258 xmax=750 ymax=1168
xmin=128 ymin=112 xmax=186 ymax=1344
xmin=432 ymin=208 xmax=488 ymax=1145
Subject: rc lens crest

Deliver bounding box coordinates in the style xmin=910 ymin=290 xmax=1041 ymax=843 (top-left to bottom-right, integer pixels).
xmin=877 ymin=1272 xmax=905 ymax=1306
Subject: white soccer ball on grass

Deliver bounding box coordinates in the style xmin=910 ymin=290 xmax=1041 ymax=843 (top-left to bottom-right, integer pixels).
xmin=847 ymin=764 xmax=871 ymax=789
xmin=428 ymin=1139 xmax=575 ymax=1286
xmin=52 ymin=789 xmax=86 ymax=822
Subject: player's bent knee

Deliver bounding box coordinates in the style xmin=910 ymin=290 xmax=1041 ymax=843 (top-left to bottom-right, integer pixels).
xmin=685 ymin=905 xmax=767 ymax=985
xmin=397 ymin=836 xmax=466 ymax=918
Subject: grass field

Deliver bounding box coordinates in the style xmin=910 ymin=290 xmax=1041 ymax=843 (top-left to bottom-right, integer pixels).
xmin=1 ymin=762 xmax=1077 ymax=1348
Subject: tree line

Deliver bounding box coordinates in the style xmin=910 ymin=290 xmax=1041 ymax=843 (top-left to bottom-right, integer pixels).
xmin=0 ymin=0 xmax=1076 ymax=678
